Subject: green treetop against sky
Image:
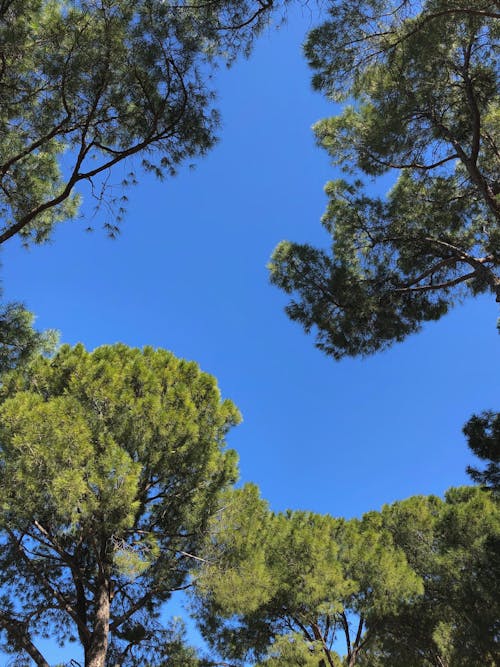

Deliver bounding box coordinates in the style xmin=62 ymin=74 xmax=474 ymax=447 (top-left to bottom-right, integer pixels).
xmin=0 ymin=1 xmax=498 ymax=665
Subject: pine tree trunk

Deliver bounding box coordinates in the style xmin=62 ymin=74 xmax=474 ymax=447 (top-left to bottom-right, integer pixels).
xmin=85 ymin=577 xmax=110 ymax=667
xmin=347 ymin=649 xmax=359 ymax=667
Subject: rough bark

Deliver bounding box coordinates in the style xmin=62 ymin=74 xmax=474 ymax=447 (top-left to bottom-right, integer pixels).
xmin=85 ymin=575 xmax=111 ymax=667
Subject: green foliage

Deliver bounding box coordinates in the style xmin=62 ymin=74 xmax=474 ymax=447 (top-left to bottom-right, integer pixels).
xmin=0 ymin=0 xmax=280 ymax=245
xmin=257 ymin=633 xmax=329 ymax=667
xmin=463 ymin=410 xmax=500 ymax=493
xmin=0 ymin=302 xmax=57 ymax=374
xmin=366 ymin=487 xmax=500 ymax=666
xmin=0 ymin=343 xmax=240 ymax=665
xmin=269 ymin=0 xmax=500 ymax=358
xmin=194 ymin=486 xmax=499 ymax=666
xmin=108 ymin=617 xmax=205 ymax=667
xmin=193 ymin=485 xmax=422 ymax=666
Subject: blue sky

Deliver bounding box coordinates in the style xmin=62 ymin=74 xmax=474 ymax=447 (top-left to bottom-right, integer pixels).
xmin=3 ymin=1 xmax=498 ymax=517
xmin=1 ymin=3 xmax=499 ymax=663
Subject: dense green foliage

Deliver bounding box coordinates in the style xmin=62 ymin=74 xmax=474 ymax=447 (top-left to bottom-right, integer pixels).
xmin=269 ymin=0 xmax=500 ymax=358
xmin=0 ymin=302 xmax=57 ymax=374
xmin=366 ymin=487 xmax=500 ymax=666
xmin=194 ymin=485 xmax=500 ymax=667
xmin=0 ymin=344 xmax=240 ymax=666
xmin=464 ymin=410 xmax=500 ymax=493
xmin=0 ymin=0 xmax=278 ymax=245
xmin=193 ymin=485 xmax=421 ymax=666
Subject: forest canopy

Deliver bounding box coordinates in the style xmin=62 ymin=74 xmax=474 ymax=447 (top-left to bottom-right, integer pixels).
xmin=0 ymin=343 xmax=240 ymax=666
xmin=193 ymin=484 xmax=500 ymax=667
xmin=0 ymin=0 xmax=280 ymax=245
xmin=270 ymin=0 xmax=500 ymax=358
xmin=0 ymin=1 xmax=498 ymax=666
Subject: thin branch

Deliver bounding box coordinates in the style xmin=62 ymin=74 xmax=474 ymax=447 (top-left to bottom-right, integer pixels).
xmin=398 ymin=256 xmax=459 ymax=288
xmin=311 ymin=619 xmax=336 ymax=667
xmin=426 ymin=112 xmax=499 ymax=220
xmin=364 ymin=150 xmax=459 ymax=172
xmin=109 ymin=583 xmax=191 ymax=632
xmin=394 ymin=269 xmax=479 ymax=292
xmin=340 ymin=611 xmax=352 ymax=660
xmin=289 ymin=613 xmax=314 ymax=643
xmin=353 ymin=615 xmax=364 ymax=649
xmin=461 ymin=37 xmax=482 ymax=165
xmin=5 ymin=528 xmax=90 ymax=642
xmin=0 ymin=116 xmax=71 ymax=178
xmin=218 ymin=0 xmax=273 ymax=30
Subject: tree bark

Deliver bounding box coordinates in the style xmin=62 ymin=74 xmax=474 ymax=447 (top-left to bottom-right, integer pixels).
xmin=85 ymin=576 xmax=111 ymax=667
xmin=23 ymin=641 xmax=51 ymax=667
xmin=347 ymin=649 xmax=359 ymax=667
xmin=311 ymin=620 xmax=336 ymax=667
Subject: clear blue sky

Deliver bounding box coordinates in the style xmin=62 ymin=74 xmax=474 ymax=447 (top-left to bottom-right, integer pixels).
xmin=2 ymin=3 xmax=499 ymax=664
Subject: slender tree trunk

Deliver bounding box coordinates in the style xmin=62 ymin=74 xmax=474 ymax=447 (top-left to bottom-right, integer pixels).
xmin=311 ymin=621 xmax=335 ymax=667
xmin=346 ymin=616 xmax=364 ymax=667
xmin=85 ymin=576 xmax=111 ymax=667
xmin=0 ymin=613 xmax=51 ymax=667
xmin=23 ymin=640 xmax=51 ymax=667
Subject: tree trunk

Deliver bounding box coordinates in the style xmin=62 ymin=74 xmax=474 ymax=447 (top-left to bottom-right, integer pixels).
xmin=85 ymin=576 xmax=111 ymax=667
xmin=346 ymin=615 xmax=364 ymax=667
xmin=23 ymin=639 xmax=51 ymax=667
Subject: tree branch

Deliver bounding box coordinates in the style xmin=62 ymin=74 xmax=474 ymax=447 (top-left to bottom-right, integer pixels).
xmin=32 ymin=521 xmax=90 ymax=645
xmin=394 ymin=269 xmax=479 ymax=293
xmin=0 ymin=610 xmax=50 ymax=667
xmin=339 ymin=611 xmax=352 ymax=660
xmin=5 ymin=528 xmax=90 ymax=642
xmin=311 ymin=619 xmax=336 ymax=667
xmin=397 ymin=256 xmax=460 ymax=289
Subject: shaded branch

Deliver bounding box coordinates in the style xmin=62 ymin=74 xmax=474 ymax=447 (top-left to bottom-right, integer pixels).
xmin=5 ymin=527 xmax=90 ymax=642
xmin=0 ymin=610 xmax=50 ymax=667
xmin=394 ymin=269 xmax=479 ymax=293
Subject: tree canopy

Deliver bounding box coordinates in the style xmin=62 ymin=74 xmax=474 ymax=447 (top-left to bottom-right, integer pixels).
xmin=194 ymin=485 xmax=500 ymax=667
xmin=0 ymin=0 xmax=279 ymax=246
xmin=369 ymin=486 xmax=500 ymax=666
xmin=269 ymin=0 xmax=500 ymax=359
xmin=0 ymin=343 xmax=240 ymax=666
xmin=464 ymin=410 xmax=500 ymax=493
xmin=193 ymin=485 xmax=423 ymax=667
xmin=0 ymin=302 xmax=57 ymax=374
xmin=0 ymin=3 xmax=498 ymax=666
